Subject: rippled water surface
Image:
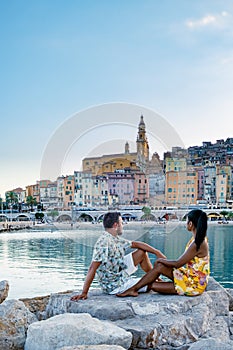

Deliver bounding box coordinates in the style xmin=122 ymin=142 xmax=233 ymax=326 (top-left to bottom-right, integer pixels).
xmin=0 ymin=223 xmax=232 ymax=298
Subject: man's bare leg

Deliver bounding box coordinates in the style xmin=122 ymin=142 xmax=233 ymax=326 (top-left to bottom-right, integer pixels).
xmin=132 ymin=249 xmax=153 ymax=272
xmin=117 ymin=263 xmax=174 ymax=297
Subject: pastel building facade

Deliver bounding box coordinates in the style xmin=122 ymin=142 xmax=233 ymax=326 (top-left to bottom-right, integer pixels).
xmin=26 ymin=183 xmax=40 ymax=203
xmin=166 ymin=170 xmax=198 ymax=206
xmin=63 ymin=175 xmax=75 ymax=209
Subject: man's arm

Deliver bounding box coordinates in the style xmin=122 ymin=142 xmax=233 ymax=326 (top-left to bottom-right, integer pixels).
xmin=131 ymin=241 xmax=166 ymax=259
xmin=70 ymin=261 xmax=101 ymax=301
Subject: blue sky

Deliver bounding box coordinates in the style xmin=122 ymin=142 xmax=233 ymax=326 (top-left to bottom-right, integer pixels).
xmin=1 ymin=1 xmax=233 ymax=197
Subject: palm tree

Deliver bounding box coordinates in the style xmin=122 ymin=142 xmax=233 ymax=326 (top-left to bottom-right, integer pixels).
xmin=220 ymin=210 xmax=229 ymax=221
xmin=226 ymin=212 xmax=233 ymax=221
xmin=26 ymin=196 xmax=37 ymax=212
xmin=0 ymin=197 xmax=4 ymax=212
xmin=6 ymin=191 xmax=18 ymax=208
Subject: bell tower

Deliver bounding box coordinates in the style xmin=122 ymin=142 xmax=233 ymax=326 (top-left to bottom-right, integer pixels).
xmin=136 ymin=115 xmax=149 ymax=172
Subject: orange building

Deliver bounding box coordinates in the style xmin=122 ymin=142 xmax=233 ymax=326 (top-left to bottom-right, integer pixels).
xmin=63 ymin=175 xmax=75 ymax=209
xmin=166 ymin=170 xmax=198 ymax=207
xmin=25 ymin=183 xmax=40 ymax=203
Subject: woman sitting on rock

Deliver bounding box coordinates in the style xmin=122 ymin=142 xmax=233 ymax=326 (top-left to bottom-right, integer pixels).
xmin=117 ymin=209 xmax=210 ymax=297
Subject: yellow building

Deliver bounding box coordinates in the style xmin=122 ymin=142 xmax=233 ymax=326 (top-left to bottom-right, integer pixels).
xmin=165 ymin=157 xmax=187 ymax=172
xmin=82 ymin=147 xmax=138 ymax=176
xmin=216 ymin=173 xmax=227 ymax=206
xmin=82 ymin=116 xmax=149 ymax=175
xmin=216 ymin=165 xmax=231 ymax=203
xmin=63 ymin=175 xmax=75 ymax=209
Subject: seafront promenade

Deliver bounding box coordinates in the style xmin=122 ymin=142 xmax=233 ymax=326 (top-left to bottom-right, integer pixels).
xmin=0 ymin=207 xmax=231 ymax=226
xmin=1 ymin=218 xmax=232 ymax=234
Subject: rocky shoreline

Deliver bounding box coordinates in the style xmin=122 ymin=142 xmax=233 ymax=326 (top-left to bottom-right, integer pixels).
xmin=0 ymin=278 xmax=232 ymax=350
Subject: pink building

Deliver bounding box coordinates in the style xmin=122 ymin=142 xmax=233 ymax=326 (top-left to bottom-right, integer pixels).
xmin=134 ymin=172 xmax=149 ymax=204
xmin=107 ymin=168 xmax=149 ymax=205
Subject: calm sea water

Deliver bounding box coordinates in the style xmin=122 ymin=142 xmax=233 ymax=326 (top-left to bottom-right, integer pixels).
xmin=0 ymin=223 xmax=232 ymax=299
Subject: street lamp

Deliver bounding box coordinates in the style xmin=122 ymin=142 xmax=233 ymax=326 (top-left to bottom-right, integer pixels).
xmin=0 ymin=195 xmax=3 ymax=214
xmin=71 ymin=203 xmax=76 ymax=228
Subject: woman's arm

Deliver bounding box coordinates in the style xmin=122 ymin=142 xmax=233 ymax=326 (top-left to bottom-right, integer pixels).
xmin=156 ymin=242 xmax=197 ymax=268
xmin=131 ymin=241 xmax=166 ymax=259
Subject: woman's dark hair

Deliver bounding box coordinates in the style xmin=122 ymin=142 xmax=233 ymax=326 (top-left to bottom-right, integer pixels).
xmin=187 ymin=209 xmax=208 ymax=251
xmin=103 ymin=212 xmax=121 ymax=229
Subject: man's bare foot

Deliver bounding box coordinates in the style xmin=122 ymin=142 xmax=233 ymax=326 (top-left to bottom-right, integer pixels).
xmin=116 ymin=289 xmax=139 ymax=297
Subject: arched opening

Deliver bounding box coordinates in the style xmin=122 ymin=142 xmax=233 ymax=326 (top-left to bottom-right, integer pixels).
xmin=207 ymin=212 xmax=222 ymax=221
xmin=161 ymin=212 xmax=178 ymax=221
xmin=57 ymin=214 xmax=72 ymax=222
xmin=16 ymin=214 xmax=30 ymax=221
xmin=97 ymin=214 xmax=105 ymax=223
xmin=122 ymin=213 xmax=137 ymax=222
xmin=78 ymin=213 xmax=94 ymax=222
xmin=0 ymin=214 xmax=8 ymax=222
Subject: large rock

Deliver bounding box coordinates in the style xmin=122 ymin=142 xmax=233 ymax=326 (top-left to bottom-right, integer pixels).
xmin=39 ymin=278 xmax=232 ymax=349
xmin=226 ymin=288 xmax=233 ymax=311
xmin=60 ymin=346 xmax=126 ymax=350
xmin=229 ymin=311 xmax=233 ymax=338
xmin=20 ymin=294 xmax=52 ymax=320
xmin=0 ymin=280 xmax=9 ymax=303
xmin=0 ymin=299 xmax=37 ymax=350
xmin=188 ymin=338 xmax=233 ymax=350
xmin=24 ymin=313 xmax=132 ymax=350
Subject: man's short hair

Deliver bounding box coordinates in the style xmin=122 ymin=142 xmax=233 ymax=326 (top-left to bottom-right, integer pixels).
xmin=103 ymin=212 xmax=121 ymax=229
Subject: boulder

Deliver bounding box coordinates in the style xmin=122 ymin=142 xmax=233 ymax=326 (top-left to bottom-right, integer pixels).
xmin=60 ymin=346 xmax=126 ymax=350
xmin=229 ymin=311 xmax=233 ymax=337
xmin=0 ymin=299 xmax=37 ymax=350
xmin=226 ymin=288 xmax=233 ymax=311
xmin=24 ymin=313 xmax=132 ymax=350
xmin=0 ymin=280 xmax=9 ymax=304
xmin=20 ymin=294 xmax=52 ymax=320
xmin=188 ymin=338 xmax=233 ymax=350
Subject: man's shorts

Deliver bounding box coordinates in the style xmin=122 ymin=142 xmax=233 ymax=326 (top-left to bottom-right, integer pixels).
xmin=124 ymin=252 xmax=138 ymax=275
xmin=109 ymin=252 xmax=148 ymax=294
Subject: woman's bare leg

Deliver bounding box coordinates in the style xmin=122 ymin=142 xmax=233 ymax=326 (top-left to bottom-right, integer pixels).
xmin=117 ymin=263 xmax=174 ymax=297
xmin=150 ymin=281 xmax=177 ymax=294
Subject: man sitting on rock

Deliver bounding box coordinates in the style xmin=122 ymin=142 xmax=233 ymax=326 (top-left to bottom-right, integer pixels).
xmin=71 ymin=212 xmax=165 ymax=300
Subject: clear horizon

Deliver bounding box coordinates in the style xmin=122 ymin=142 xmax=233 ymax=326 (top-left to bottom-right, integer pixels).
xmin=1 ymin=1 xmax=233 ymax=196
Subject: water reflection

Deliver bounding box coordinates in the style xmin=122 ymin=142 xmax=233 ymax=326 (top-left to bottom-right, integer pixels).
xmin=0 ymin=224 xmax=232 ymax=299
